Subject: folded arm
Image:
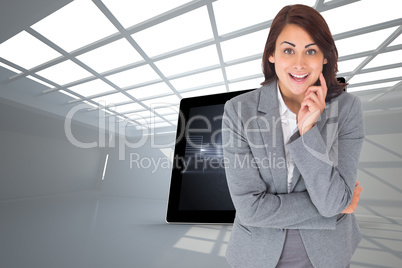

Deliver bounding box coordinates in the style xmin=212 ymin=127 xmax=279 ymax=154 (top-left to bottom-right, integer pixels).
xmin=287 ymin=96 xmax=365 ymax=217
xmin=222 ymin=100 xmax=337 ymax=230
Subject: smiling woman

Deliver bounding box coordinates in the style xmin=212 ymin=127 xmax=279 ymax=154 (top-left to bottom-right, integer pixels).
xmin=222 ymin=4 xmax=365 ymax=268
xmin=262 ymin=4 xmax=346 ymax=102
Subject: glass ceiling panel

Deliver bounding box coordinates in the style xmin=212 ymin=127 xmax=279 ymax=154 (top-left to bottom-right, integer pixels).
xmin=152 ymin=106 xmax=180 ymax=116
xmin=91 ymin=92 xmax=133 ymax=106
xmin=26 ymin=75 xmax=54 ymax=88
xmin=155 ymin=45 xmax=220 ymax=77
xmin=337 ymin=57 xmax=365 ymax=74
xmin=0 ymin=62 xmax=20 ymax=74
xmin=0 ymin=31 xmax=61 ymax=70
xmin=76 ymin=39 xmax=143 ymax=74
xmin=102 ymin=0 xmax=190 ymax=29
xmin=132 ymin=7 xmax=213 ymax=57
xmin=226 ymin=59 xmax=262 ymax=80
xmin=159 ymin=114 xmax=179 ymax=122
xmin=335 ymin=27 xmax=398 ymax=57
xmin=68 ymin=79 xmax=116 ymax=98
xmin=170 ymin=69 xmax=224 ymax=91
xmin=125 ymin=110 xmax=154 ymax=124
xmin=349 ymin=67 xmax=402 ymax=84
xmin=31 ymin=0 xmax=117 ymax=53
xmin=388 ymin=33 xmax=402 ymax=47
xmin=220 ymin=29 xmax=268 ymax=62
xmin=348 ymin=81 xmax=398 ymax=93
xmin=364 ymin=50 xmax=402 ymax=69
xmin=113 ymin=103 xmax=145 ymax=114
xmin=213 ymin=0 xmax=315 ymax=35
xmin=151 ymin=121 xmax=174 ymax=128
xmin=321 ymin=0 xmax=401 ymax=35
xmin=60 ymin=90 xmax=80 ymax=100
xmin=229 ymin=77 xmax=263 ymax=92
xmin=127 ymin=82 xmax=173 ymax=100
xmin=180 ymin=85 xmax=227 ymax=98
xmin=141 ymin=95 xmax=181 ymax=109
xmin=105 ymin=64 xmax=160 ymax=88
xmin=36 ymin=60 xmax=93 ymax=85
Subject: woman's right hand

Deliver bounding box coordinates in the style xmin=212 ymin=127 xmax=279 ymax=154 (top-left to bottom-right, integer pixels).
xmin=342 ymin=182 xmax=363 ymax=214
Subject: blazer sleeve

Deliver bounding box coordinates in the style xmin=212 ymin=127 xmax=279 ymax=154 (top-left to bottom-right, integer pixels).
xmin=222 ymin=100 xmax=337 ymax=230
xmin=286 ymin=95 xmax=365 ymax=218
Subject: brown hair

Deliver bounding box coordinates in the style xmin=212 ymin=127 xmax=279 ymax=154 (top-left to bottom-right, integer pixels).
xmin=261 ymin=4 xmax=346 ymax=101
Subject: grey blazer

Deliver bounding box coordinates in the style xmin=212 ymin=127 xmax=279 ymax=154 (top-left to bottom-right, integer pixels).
xmin=222 ymin=80 xmax=365 ymax=268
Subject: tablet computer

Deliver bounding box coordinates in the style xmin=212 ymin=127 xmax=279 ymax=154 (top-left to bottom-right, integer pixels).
xmin=166 ymin=89 xmax=255 ymax=224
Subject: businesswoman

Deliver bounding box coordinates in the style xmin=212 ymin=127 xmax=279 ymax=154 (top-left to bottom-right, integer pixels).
xmin=222 ymin=4 xmax=364 ymax=268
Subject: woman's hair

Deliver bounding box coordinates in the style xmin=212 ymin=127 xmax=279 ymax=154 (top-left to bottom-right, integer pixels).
xmin=261 ymin=4 xmax=346 ymax=101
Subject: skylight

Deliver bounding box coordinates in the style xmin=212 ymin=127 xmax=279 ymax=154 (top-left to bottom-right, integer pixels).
xmin=335 ymin=27 xmax=398 ymax=58
xmin=132 ymin=6 xmax=213 ymax=57
xmin=389 ymin=34 xmax=402 ymax=47
xmin=338 ymin=58 xmax=365 ymax=74
xmin=225 ymin=59 xmax=262 ymax=80
xmin=181 ymin=85 xmax=227 ymax=98
xmin=155 ymin=45 xmax=220 ymax=77
xmin=220 ymin=29 xmax=269 ymax=62
xmin=141 ymin=95 xmax=181 ymax=110
xmin=363 ymin=50 xmax=402 ymax=69
xmin=170 ymin=69 xmax=224 ymax=91
xmin=112 ymin=103 xmax=146 ymax=114
xmin=321 ymin=0 xmax=402 ymax=35
xmin=68 ymin=79 xmax=116 ymax=98
xmin=0 ymin=62 xmax=20 ymax=74
xmin=35 ymin=60 xmax=93 ymax=86
xmin=31 ymin=0 xmax=117 ymax=52
xmin=127 ymin=82 xmax=174 ymax=100
xmin=76 ymin=38 xmax=143 ymax=74
xmin=348 ymin=81 xmax=398 ymax=93
xmin=213 ymin=0 xmax=315 ymax=35
xmin=349 ymin=67 xmax=402 ymax=84
xmin=91 ymin=92 xmax=133 ymax=106
xmin=152 ymin=106 xmax=180 ymax=116
xmin=26 ymin=75 xmax=54 ymax=88
xmin=0 ymin=0 xmax=401 ymax=133
xmin=101 ymin=0 xmax=191 ymax=29
xmin=229 ymin=77 xmax=263 ymax=92
xmin=105 ymin=64 xmax=160 ymax=88
xmin=0 ymin=30 xmax=61 ymax=70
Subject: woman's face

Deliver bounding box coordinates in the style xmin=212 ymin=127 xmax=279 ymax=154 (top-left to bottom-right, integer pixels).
xmin=269 ymin=24 xmax=327 ymax=98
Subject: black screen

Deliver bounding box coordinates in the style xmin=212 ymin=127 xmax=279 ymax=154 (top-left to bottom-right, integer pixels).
xmin=179 ymin=104 xmax=235 ymax=211
xmin=166 ymin=89 xmax=254 ymax=223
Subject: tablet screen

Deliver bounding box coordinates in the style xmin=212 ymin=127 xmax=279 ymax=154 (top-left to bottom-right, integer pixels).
xmin=166 ymin=89 xmax=254 ymax=223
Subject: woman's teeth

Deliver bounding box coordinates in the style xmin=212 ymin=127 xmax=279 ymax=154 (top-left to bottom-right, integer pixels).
xmin=290 ymin=73 xmax=309 ymax=82
xmin=290 ymin=73 xmax=308 ymax=79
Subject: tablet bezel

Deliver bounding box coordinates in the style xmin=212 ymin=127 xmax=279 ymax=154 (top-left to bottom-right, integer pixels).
xmin=166 ymin=89 xmax=255 ymax=224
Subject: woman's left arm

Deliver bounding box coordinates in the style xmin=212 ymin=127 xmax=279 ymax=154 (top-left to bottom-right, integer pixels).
xmin=287 ymin=94 xmax=365 ymax=218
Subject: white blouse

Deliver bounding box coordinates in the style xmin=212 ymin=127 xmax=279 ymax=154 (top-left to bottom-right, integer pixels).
xmin=277 ymin=85 xmax=298 ymax=193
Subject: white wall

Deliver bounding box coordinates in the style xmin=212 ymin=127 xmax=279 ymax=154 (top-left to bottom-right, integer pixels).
xmin=0 ymin=98 xmax=103 ymax=200
xmin=99 ymin=133 xmax=175 ymax=201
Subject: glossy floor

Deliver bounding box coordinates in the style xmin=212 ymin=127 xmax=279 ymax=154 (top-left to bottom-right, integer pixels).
xmin=0 ymin=192 xmax=400 ymax=268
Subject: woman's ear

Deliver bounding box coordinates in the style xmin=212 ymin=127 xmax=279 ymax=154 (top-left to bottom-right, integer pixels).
xmin=323 ymin=58 xmax=328 ymax=64
xmin=268 ymin=54 xmax=275 ymax=64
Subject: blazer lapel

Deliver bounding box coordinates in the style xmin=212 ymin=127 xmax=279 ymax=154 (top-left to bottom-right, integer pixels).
xmin=256 ymin=82 xmax=288 ymax=194
xmin=288 ymin=101 xmax=329 ymax=192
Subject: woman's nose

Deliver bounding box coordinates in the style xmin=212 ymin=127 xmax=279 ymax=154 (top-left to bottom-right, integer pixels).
xmin=293 ymin=54 xmax=306 ymax=70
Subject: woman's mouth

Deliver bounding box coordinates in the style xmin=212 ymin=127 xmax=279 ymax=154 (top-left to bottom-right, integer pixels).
xmin=289 ymin=73 xmax=309 ymax=83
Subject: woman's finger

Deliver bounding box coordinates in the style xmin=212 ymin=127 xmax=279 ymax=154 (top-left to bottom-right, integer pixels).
xmin=319 ymin=73 xmax=328 ymax=98
xmin=304 ymin=90 xmax=320 ymax=104
xmin=306 ymin=86 xmax=325 ymax=103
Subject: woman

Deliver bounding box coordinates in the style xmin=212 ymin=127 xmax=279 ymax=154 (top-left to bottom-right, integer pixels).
xmin=222 ymin=4 xmax=364 ymax=268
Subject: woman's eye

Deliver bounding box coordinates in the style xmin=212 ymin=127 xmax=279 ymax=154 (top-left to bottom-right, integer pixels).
xmin=284 ymin=49 xmax=294 ymax=54
xmin=306 ymin=49 xmax=316 ymax=55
